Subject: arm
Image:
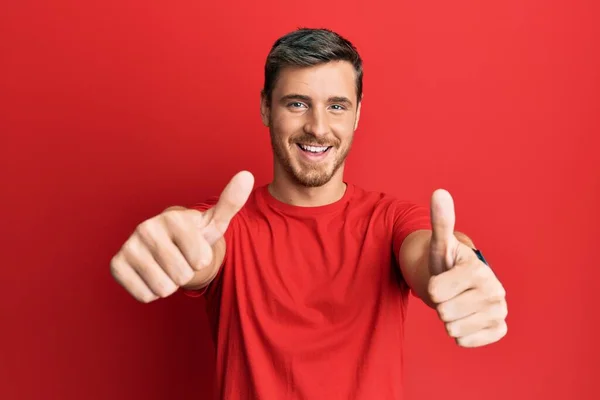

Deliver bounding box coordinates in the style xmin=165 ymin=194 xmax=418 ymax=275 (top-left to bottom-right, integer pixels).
xmin=398 ymin=189 xmax=507 ymax=348
xmin=398 ymin=230 xmax=475 ymax=308
xmin=110 ymin=171 xmax=253 ymax=303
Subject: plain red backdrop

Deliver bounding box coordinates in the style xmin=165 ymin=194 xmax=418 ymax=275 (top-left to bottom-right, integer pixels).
xmin=1 ymin=0 xmax=599 ymax=399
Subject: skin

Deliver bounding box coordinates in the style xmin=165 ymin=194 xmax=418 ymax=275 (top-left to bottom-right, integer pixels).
xmin=111 ymin=59 xmax=507 ymax=348
xmin=261 ymin=61 xmax=361 ymax=207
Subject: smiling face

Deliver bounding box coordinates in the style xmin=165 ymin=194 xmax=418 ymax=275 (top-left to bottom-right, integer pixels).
xmin=261 ymin=61 xmax=361 ymax=188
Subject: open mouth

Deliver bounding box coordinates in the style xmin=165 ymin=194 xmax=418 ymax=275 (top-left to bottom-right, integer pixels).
xmin=296 ymin=143 xmax=332 ymax=155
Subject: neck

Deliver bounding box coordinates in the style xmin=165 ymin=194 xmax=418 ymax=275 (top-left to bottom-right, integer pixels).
xmin=268 ymin=164 xmax=347 ymax=207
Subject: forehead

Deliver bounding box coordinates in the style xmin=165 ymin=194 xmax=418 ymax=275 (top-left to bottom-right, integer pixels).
xmin=272 ymin=61 xmax=357 ymax=101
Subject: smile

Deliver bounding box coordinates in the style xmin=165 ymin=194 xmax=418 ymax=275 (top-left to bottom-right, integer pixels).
xmin=296 ymin=143 xmax=332 ymax=154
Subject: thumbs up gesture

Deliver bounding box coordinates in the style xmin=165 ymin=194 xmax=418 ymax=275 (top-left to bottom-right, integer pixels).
xmin=110 ymin=171 xmax=254 ymax=303
xmin=427 ymin=189 xmax=508 ymax=348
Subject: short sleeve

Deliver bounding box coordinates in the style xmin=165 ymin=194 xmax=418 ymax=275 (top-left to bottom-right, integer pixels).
xmin=392 ymin=200 xmax=431 ymax=259
xmin=180 ymin=196 xmax=229 ymax=299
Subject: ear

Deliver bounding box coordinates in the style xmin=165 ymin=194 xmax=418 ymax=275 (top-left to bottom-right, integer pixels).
xmin=260 ymin=91 xmax=270 ymax=127
xmin=354 ymin=99 xmax=362 ymax=131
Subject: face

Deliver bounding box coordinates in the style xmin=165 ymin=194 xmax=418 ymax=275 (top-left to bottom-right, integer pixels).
xmin=261 ymin=61 xmax=361 ymax=187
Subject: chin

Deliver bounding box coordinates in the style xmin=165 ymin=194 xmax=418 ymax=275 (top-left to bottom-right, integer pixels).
xmin=289 ymin=164 xmax=337 ymax=187
xmin=273 ymin=143 xmax=347 ymax=188
xmin=293 ymin=173 xmax=332 ymax=188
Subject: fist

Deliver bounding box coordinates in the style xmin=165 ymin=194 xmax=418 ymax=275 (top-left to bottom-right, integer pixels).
xmin=428 ymin=189 xmax=508 ymax=348
xmin=110 ymin=171 xmax=254 ymax=303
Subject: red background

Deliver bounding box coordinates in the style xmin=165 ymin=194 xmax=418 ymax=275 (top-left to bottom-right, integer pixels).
xmin=2 ymin=0 xmax=599 ymax=399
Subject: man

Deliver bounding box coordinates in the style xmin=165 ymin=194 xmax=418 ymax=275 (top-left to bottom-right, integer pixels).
xmin=110 ymin=28 xmax=508 ymax=399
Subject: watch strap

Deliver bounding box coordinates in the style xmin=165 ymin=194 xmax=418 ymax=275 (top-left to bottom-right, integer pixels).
xmin=473 ymin=248 xmax=489 ymax=266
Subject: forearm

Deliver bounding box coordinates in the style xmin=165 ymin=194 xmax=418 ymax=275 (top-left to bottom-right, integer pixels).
xmin=398 ymin=230 xmax=475 ymax=308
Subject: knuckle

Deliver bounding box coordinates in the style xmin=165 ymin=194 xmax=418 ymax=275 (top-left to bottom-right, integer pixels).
xmin=428 ymin=278 xmax=442 ymax=303
xmin=497 ymin=302 xmax=509 ymax=320
xmin=122 ymin=237 xmax=139 ymax=256
xmin=183 ymin=209 xmax=207 ymax=229
xmin=473 ymin=264 xmax=490 ymax=281
xmin=135 ymin=220 xmax=156 ymax=241
xmin=109 ymin=256 xmax=121 ymax=276
xmin=436 ymin=303 xmax=453 ymax=322
xmin=162 ymin=209 xmax=185 ymax=228
xmin=446 ymin=322 xmax=460 ymax=338
xmin=486 ymin=284 xmax=506 ymax=303
xmin=497 ymin=321 xmax=508 ymax=338
xmin=110 ymin=256 xmax=129 ymax=283
xmin=184 ymin=208 xmax=204 ymax=219
xmin=490 ymin=280 xmax=506 ymax=296
xmin=497 ymin=285 xmax=507 ymax=299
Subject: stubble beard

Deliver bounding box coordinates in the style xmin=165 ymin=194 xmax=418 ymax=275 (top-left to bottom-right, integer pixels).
xmin=269 ymin=128 xmax=352 ymax=188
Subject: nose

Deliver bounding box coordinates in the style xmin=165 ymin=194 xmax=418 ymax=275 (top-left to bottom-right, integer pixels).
xmin=304 ymin=108 xmax=330 ymax=138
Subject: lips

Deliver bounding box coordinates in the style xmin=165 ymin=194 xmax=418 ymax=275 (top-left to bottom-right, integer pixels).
xmin=297 ymin=143 xmax=333 ymax=154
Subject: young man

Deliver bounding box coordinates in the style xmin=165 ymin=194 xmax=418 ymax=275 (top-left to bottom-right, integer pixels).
xmin=110 ymin=28 xmax=508 ymax=399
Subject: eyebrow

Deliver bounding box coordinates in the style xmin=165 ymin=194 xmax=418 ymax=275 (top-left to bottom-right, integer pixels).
xmin=280 ymin=94 xmax=354 ymax=107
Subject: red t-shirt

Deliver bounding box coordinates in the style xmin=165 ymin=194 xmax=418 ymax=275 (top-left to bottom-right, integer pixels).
xmin=185 ymin=183 xmax=431 ymax=400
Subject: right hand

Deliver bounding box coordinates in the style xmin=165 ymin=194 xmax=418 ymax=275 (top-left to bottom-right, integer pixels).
xmin=110 ymin=171 xmax=254 ymax=303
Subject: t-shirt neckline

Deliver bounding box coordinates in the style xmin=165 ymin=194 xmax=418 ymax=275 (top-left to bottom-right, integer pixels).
xmin=258 ymin=182 xmax=355 ymax=216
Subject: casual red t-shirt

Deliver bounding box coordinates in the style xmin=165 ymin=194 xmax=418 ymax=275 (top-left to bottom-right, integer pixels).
xmin=185 ymin=183 xmax=431 ymax=400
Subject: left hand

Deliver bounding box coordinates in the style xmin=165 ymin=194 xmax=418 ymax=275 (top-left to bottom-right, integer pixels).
xmin=428 ymin=189 xmax=508 ymax=348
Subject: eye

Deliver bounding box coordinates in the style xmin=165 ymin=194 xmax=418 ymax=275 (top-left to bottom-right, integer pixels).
xmin=288 ymin=102 xmax=307 ymax=109
xmin=330 ymin=104 xmax=346 ymax=111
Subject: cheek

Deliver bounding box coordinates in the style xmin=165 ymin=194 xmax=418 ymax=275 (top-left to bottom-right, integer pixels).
xmin=332 ymin=119 xmax=356 ymax=140
xmin=272 ymin=114 xmax=303 ymax=139
xmin=331 ymin=111 xmax=356 ymax=129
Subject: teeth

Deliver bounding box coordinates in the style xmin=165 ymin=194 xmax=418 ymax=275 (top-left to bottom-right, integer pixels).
xmin=299 ymin=144 xmax=329 ymax=153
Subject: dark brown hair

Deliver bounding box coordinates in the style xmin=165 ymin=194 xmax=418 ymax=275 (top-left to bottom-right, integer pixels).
xmin=262 ymin=28 xmax=363 ymax=106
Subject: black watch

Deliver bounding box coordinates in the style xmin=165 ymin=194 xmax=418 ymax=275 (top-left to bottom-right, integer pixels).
xmin=473 ymin=248 xmax=489 ymax=266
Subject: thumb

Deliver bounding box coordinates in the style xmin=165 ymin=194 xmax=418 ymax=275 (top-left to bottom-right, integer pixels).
xmin=203 ymin=170 xmax=255 ymax=244
xmin=429 ymin=189 xmax=457 ymax=275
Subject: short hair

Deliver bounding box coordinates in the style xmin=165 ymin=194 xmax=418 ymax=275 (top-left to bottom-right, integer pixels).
xmin=262 ymin=28 xmax=363 ymax=106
